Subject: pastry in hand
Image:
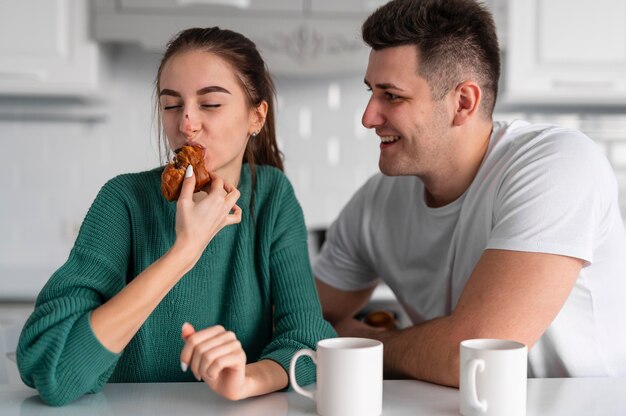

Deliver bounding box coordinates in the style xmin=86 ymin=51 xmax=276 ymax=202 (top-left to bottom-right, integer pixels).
xmin=161 ymin=144 xmax=211 ymax=201
xmin=363 ymin=310 xmax=397 ymax=330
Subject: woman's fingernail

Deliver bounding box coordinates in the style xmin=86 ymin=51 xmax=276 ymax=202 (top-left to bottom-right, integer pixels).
xmin=185 ymin=165 xmax=193 ymax=178
xmin=181 ymin=361 xmax=188 ymax=372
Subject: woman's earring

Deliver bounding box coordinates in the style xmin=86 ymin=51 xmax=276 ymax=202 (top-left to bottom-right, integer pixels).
xmin=251 ymin=131 xmax=258 ymax=138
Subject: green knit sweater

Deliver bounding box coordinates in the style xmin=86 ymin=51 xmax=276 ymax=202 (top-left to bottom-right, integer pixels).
xmin=16 ymin=164 xmax=336 ymax=406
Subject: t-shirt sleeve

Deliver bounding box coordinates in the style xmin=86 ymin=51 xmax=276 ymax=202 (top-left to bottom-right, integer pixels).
xmin=487 ymin=130 xmax=612 ymax=265
xmin=313 ymin=176 xmax=380 ymax=291
xmin=258 ymin=177 xmax=337 ymax=388
xmin=16 ymin=178 xmax=131 ymax=406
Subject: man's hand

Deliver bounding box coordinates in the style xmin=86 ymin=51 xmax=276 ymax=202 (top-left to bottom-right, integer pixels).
xmin=333 ymin=317 xmax=387 ymax=338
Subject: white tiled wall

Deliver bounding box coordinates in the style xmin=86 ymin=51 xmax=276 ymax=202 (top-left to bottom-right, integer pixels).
xmin=1 ymin=45 xmax=626 ymax=298
xmin=276 ymin=76 xmax=380 ymax=228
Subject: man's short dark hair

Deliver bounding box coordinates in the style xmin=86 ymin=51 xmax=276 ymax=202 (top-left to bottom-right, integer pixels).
xmin=362 ymin=0 xmax=501 ymax=117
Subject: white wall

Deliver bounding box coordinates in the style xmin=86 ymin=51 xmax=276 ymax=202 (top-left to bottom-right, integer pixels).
xmin=1 ymin=44 xmax=626 ymax=299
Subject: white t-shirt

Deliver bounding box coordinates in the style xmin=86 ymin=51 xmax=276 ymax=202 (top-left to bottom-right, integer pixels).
xmin=314 ymin=120 xmax=626 ymax=378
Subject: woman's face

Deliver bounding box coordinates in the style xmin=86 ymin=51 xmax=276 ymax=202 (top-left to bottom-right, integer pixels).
xmin=159 ymin=50 xmax=264 ymax=180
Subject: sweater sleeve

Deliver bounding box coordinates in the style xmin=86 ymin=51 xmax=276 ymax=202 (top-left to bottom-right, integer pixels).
xmin=16 ymin=178 xmax=132 ymax=406
xmin=258 ymin=176 xmax=337 ymax=387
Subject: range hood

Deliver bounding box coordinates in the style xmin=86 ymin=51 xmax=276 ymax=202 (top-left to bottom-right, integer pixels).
xmin=91 ymin=0 xmax=387 ymax=75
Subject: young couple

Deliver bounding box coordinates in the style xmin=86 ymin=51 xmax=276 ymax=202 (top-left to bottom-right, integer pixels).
xmin=18 ymin=0 xmax=626 ymax=406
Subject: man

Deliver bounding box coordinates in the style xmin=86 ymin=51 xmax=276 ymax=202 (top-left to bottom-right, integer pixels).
xmin=314 ymin=0 xmax=626 ymax=387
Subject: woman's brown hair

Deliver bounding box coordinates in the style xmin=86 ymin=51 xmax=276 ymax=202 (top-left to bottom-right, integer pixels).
xmin=154 ymin=27 xmax=283 ymax=211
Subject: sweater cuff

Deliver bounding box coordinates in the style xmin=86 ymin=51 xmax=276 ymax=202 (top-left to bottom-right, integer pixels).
xmin=59 ymin=312 xmax=121 ymax=384
xmin=261 ymin=347 xmax=316 ymax=391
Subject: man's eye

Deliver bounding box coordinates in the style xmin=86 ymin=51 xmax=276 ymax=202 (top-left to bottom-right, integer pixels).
xmin=385 ymin=92 xmax=400 ymax=100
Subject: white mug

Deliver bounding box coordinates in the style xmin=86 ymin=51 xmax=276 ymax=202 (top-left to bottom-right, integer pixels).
xmin=289 ymin=337 xmax=383 ymax=416
xmin=460 ymin=339 xmax=528 ymax=416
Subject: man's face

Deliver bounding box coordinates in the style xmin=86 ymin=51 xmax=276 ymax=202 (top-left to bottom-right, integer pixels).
xmin=362 ymin=45 xmax=454 ymax=178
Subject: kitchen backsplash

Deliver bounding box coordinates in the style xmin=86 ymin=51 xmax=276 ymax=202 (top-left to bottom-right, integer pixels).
xmin=1 ymin=45 xmax=626 ymax=298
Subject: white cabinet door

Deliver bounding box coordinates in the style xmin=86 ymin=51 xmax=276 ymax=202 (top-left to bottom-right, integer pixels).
xmin=505 ymin=0 xmax=626 ymax=105
xmin=0 ymin=0 xmax=99 ymax=96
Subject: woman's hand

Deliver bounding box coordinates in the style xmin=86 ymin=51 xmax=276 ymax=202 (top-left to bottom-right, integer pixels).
xmin=180 ymin=323 xmax=249 ymax=400
xmin=174 ymin=165 xmax=242 ymax=265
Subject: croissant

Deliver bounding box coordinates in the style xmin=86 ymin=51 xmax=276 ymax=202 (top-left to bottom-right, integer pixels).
xmin=161 ymin=145 xmax=211 ymax=201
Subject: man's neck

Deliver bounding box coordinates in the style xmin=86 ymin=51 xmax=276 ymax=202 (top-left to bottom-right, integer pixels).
xmin=423 ymin=122 xmax=493 ymax=208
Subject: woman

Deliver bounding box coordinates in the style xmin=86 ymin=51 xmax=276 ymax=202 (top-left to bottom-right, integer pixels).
xmin=17 ymin=27 xmax=335 ymax=406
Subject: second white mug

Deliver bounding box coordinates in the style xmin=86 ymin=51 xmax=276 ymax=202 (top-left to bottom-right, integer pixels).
xmin=289 ymin=337 xmax=383 ymax=416
xmin=459 ymin=338 xmax=528 ymax=416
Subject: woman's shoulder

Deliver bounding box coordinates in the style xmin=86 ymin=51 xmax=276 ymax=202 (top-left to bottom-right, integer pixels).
xmin=253 ymin=164 xmax=287 ymax=181
xmin=248 ymin=164 xmax=291 ymax=192
xmin=98 ymin=167 xmax=163 ymax=201
xmin=246 ymin=164 xmax=298 ymax=209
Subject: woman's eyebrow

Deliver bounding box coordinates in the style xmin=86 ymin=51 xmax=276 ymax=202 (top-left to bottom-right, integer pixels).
xmin=197 ymin=86 xmax=231 ymax=95
xmin=158 ymin=86 xmax=232 ymax=97
xmin=159 ymin=88 xmax=180 ymax=97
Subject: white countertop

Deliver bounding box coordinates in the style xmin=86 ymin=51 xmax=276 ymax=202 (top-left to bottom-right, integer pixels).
xmin=1 ymin=378 xmax=625 ymax=415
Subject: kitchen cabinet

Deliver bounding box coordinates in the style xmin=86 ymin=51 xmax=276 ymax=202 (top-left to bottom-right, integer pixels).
xmin=505 ymin=0 xmax=626 ymax=105
xmin=0 ymin=0 xmax=100 ymax=96
xmin=92 ymin=0 xmax=386 ymax=75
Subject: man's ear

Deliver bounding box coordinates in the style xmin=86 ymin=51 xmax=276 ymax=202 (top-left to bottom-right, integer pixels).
xmin=452 ymin=81 xmax=481 ymax=126
xmin=250 ymin=100 xmax=268 ymax=134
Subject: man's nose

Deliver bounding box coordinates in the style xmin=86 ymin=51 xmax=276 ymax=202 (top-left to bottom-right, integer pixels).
xmin=362 ymin=98 xmax=383 ymax=129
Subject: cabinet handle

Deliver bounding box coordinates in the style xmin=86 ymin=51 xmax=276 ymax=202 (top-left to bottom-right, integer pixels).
xmin=176 ymin=0 xmax=250 ymax=8
xmin=552 ymin=80 xmax=614 ymax=89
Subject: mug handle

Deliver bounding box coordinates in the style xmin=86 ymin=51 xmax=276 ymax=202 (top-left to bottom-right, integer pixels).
xmin=466 ymin=358 xmax=488 ymax=412
xmin=289 ymin=349 xmax=316 ymax=401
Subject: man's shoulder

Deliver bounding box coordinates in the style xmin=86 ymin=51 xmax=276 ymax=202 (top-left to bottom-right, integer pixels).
xmin=492 ymin=120 xmax=604 ymax=168
xmin=498 ymin=120 xmax=594 ymax=150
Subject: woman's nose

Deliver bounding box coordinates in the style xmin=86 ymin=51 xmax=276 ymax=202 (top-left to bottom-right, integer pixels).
xmin=361 ymin=98 xmax=383 ymax=129
xmin=179 ymin=110 xmax=200 ymax=138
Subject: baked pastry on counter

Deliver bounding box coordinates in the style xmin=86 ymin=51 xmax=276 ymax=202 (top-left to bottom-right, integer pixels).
xmin=161 ymin=144 xmax=211 ymax=201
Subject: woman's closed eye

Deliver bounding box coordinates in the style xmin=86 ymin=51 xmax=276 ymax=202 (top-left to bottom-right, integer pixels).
xmin=163 ymin=104 xmax=183 ymax=111
xmin=200 ymin=104 xmax=221 ymax=109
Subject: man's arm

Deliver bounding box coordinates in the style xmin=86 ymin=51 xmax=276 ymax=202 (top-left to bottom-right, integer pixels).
xmin=317 ymin=248 xmax=582 ymax=387
xmin=315 ymin=280 xmax=380 ymax=335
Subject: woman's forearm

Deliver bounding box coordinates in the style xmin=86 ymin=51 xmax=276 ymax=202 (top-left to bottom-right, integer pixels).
xmin=90 ymin=242 xmax=196 ymax=353
xmin=242 ymin=360 xmax=289 ymax=398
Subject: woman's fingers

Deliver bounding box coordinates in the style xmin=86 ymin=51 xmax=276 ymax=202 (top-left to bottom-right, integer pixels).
xmin=197 ymin=177 xmax=242 ymax=226
xmin=181 ymin=326 xmax=243 ymax=380
xmin=181 ymin=325 xmax=224 ymax=372
xmin=178 ymin=165 xmax=196 ymax=201
xmin=189 ymin=330 xmax=238 ymax=380
xmin=199 ymin=339 xmax=245 ymax=381
xmin=181 ymin=322 xmax=196 ymax=341
xmin=208 ymin=175 xmax=225 ymax=194
xmin=225 ymin=204 xmax=243 ymax=225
